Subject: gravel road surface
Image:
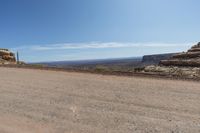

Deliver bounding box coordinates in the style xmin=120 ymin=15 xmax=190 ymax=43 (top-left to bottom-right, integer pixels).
xmin=0 ymin=67 xmax=200 ymax=133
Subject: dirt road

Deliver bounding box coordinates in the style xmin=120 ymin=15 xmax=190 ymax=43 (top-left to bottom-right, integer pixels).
xmin=0 ymin=67 xmax=200 ymax=133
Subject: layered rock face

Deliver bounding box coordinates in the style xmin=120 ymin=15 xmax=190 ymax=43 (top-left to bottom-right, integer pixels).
xmin=160 ymin=42 xmax=200 ymax=67
xmin=144 ymin=65 xmax=200 ymax=79
xmin=143 ymin=43 xmax=200 ymax=79
xmin=0 ymin=49 xmax=16 ymax=64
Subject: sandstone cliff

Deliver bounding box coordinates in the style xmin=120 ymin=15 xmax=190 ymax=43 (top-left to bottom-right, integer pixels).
xmin=160 ymin=42 xmax=200 ymax=67
xmin=0 ymin=49 xmax=16 ymax=64
xmin=143 ymin=43 xmax=200 ymax=79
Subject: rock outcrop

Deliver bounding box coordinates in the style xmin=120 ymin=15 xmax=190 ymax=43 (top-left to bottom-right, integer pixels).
xmin=160 ymin=42 xmax=200 ymax=67
xmin=0 ymin=49 xmax=16 ymax=64
xmin=144 ymin=65 xmax=200 ymax=79
xmin=143 ymin=42 xmax=200 ymax=79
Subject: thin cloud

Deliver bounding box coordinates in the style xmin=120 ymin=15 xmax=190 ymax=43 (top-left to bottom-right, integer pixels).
xmin=12 ymin=42 xmax=193 ymax=51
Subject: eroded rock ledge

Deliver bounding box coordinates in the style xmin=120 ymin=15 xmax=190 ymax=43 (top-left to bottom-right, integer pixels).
xmin=144 ymin=65 xmax=200 ymax=79
xmin=160 ymin=42 xmax=200 ymax=67
xmin=0 ymin=49 xmax=16 ymax=64
xmin=144 ymin=42 xmax=200 ymax=79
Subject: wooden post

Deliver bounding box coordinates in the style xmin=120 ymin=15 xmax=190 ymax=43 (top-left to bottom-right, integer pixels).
xmin=17 ymin=51 xmax=19 ymax=64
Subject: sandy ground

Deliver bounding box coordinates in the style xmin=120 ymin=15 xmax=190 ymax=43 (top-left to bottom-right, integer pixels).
xmin=0 ymin=68 xmax=200 ymax=133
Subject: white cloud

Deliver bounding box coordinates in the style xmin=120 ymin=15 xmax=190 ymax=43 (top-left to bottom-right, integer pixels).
xmin=12 ymin=42 xmax=193 ymax=51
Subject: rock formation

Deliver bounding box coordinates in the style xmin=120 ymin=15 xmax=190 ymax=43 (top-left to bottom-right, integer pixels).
xmin=143 ymin=42 xmax=200 ymax=79
xmin=0 ymin=49 xmax=16 ymax=64
xmin=160 ymin=42 xmax=200 ymax=67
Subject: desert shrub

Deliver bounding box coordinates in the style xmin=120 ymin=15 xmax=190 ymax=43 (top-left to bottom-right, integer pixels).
xmin=94 ymin=66 xmax=109 ymax=72
xmin=134 ymin=67 xmax=145 ymax=72
xmin=29 ymin=64 xmax=46 ymax=68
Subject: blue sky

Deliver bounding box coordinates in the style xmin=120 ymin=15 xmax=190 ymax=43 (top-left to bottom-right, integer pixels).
xmin=0 ymin=0 xmax=199 ymax=62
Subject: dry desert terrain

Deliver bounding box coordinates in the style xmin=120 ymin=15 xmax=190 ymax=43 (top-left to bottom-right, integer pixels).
xmin=0 ymin=67 xmax=200 ymax=133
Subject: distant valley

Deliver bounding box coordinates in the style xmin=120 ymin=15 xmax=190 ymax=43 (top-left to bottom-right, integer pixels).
xmin=34 ymin=53 xmax=176 ymax=72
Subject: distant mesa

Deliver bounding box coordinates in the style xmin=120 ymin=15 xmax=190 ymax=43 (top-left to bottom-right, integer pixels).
xmin=160 ymin=42 xmax=200 ymax=67
xmin=0 ymin=48 xmax=16 ymax=64
xmin=142 ymin=53 xmax=176 ymax=65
